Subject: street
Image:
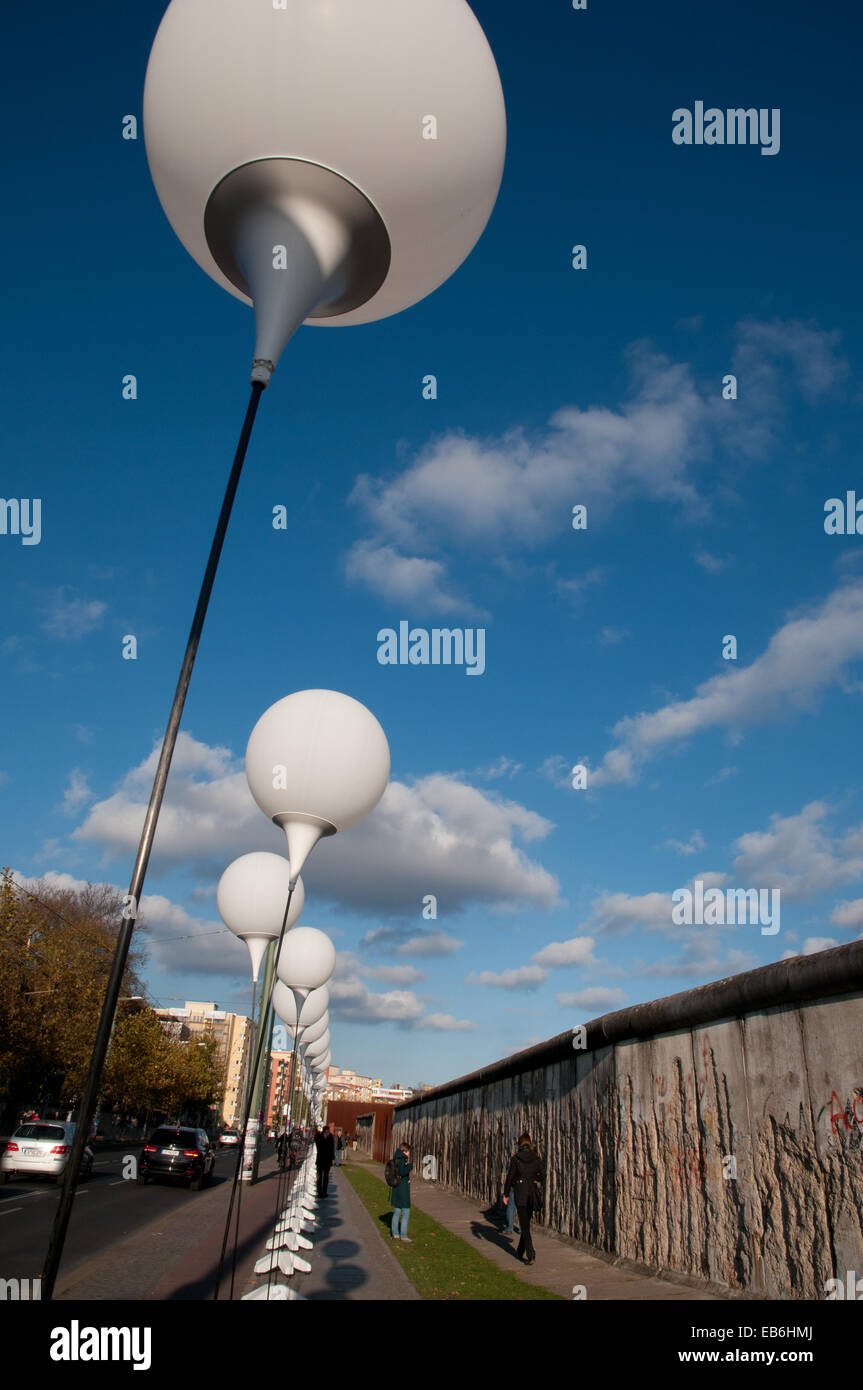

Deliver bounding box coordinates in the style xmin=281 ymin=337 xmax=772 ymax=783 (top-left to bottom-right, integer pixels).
xmin=0 ymin=1147 xmax=241 ymax=1286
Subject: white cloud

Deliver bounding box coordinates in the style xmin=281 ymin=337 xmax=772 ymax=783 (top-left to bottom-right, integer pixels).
xmin=395 ymin=932 xmax=464 ymax=958
xmin=592 ymin=581 xmax=863 ymax=786
xmin=705 ymin=766 xmax=738 ymax=787
xmin=364 ymin=963 xmax=427 ymax=985
xmin=41 ymin=590 xmax=107 ymax=639
xmin=139 ymin=894 xmax=248 ymax=977
xmin=538 ymin=754 xmax=573 ymax=791
xmin=473 ymin=756 xmax=523 ymax=780
xmin=60 ymin=770 xmax=93 ymax=815
xmin=556 ymin=987 xmax=626 ymax=1012
xmin=582 ymin=889 xmax=678 ymax=936
xmin=801 ymin=936 xmax=840 ymax=954
xmin=345 ymin=322 xmax=847 ymax=614
xmin=349 ymin=346 xmax=705 ymax=570
xmin=72 ymin=735 xmax=560 ymax=917
xmin=335 ymin=951 xmax=427 ymax=986
xmin=557 ymin=567 xmax=610 ymax=600
xmin=599 ymin=625 xmax=630 ymax=645
xmin=694 ymin=551 xmax=726 ymax=574
xmin=414 ymin=1013 xmax=477 ymax=1032
xmin=732 ymin=318 xmax=848 ymax=409
xmin=345 ymin=541 xmax=476 ymax=616
xmin=467 ymin=965 xmax=549 ymax=991
xmin=732 ymin=802 xmax=863 ymax=901
xmin=578 ymin=875 xmax=728 ymax=939
xmin=830 ymin=899 xmax=863 ymax=929
xmin=663 ymin=830 xmax=705 ymax=856
xmin=531 ymin=936 xmax=596 ymax=968
xmin=328 ymin=976 xmax=425 ymax=1023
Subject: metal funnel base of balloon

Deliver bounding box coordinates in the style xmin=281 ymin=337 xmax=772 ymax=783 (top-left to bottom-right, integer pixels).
xmin=204 ymin=157 xmax=392 ymax=383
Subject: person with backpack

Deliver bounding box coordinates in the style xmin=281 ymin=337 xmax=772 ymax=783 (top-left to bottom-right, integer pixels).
xmin=386 ymin=1142 xmax=413 ymax=1241
xmin=504 ymin=1133 xmax=545 ymax=1265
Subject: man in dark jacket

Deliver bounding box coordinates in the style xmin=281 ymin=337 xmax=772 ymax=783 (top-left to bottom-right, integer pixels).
xmin=314 ymin=1124 xmax=336 ymax=1196
xmin=504 ymin=1133 xmax=545 ymax=1265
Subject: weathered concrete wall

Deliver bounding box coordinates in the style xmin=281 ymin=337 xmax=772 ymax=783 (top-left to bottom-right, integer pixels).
xmin=394 ymin=944 xmax=863 ymax=1298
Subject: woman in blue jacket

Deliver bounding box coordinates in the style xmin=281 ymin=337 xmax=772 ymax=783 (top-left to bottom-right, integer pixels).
xmin=389 ymin=1143 xmax=413 ymax=1242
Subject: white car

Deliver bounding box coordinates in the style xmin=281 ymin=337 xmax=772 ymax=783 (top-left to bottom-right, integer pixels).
xmin=1 ymin=1121 xmax=93 ymax=1185
xmin=218 ymin=1130 xmax=241 ymax=1147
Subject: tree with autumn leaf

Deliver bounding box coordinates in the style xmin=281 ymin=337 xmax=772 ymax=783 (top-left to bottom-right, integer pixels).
xmin=0 ymin=869 xmax=222 ymax=1130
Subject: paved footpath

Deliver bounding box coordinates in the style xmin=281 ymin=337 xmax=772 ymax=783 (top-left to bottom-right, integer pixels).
xmin=352 ymin=1155 xmax=743 ymax=1302
xmin=55 ymin=1151 xmax=417 ymax=1302
xmin=56 ymin=1153 xmax=300 ymax=1301
xmin=240 ymin=1156 xmax=418 ymax=1301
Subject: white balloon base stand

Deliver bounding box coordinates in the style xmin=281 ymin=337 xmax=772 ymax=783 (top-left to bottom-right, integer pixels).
xmin=242 ymin=1154 xmax=319 ymax=1298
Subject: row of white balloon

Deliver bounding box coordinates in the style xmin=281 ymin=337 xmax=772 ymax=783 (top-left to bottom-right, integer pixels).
xmin=216 ymin=688 xmax=392 ymax=1129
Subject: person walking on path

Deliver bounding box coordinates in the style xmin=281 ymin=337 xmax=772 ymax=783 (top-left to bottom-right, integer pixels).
xmin=334 ymin=1127 xmax=344 ymax=1165
xmin=504 ymin=1133 xmax=545 ymax=1265
xmin=315 ymin=1123 xmax=336 ymax=1196
xmin=389 ymin=1142 xmax=413 ymax=1242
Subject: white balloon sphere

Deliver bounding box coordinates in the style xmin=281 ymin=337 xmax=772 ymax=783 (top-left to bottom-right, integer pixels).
xmin=275 ymin=926 xmax=336 ymax=992
xmin=217 ymin=851 xmax=304 ymax=982
xmin=273 ymin=981 xmax=328 ymax=1029
xmin=246 ymin=690 xmax=390 ymax=875
xmin=143 ymin=0 xmax=505 ymax=328
xmin=303 ymin=1030 xmax=331 ymax=1061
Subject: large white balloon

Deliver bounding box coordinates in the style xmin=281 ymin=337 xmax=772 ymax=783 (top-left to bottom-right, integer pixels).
xmin=246 ymin=690 xmax=390 ymax=876
xmin=273 ymin=981 xmax=328 ymax=1029
xmin=217 ymin=851 xmax=304 ymax=982
xmin=143 ymin=0 xmax=505 ymax=328
xmin=275 ymin=927 xmax=336 ymax=992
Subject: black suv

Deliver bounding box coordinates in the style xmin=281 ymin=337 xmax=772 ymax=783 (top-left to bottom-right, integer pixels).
xmin=138 ymin=1126 xmax=215 ymax=1189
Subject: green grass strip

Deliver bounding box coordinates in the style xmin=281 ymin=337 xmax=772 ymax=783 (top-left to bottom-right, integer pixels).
xmin=342 ymin=1163 xmax=563 ymax=1301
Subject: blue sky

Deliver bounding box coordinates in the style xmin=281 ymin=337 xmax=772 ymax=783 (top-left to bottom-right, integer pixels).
xmin=3 ymin=0 xmax=863 ymax=1088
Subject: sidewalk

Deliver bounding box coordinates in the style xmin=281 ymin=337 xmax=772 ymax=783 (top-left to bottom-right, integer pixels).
xmin=56 ymin=1154 xmax=300 ymax=1301
xmin=353 ymin=1155 xmax=740 ymax=1302
xmin=240 ymin=1157 xmax=418 ymax=1301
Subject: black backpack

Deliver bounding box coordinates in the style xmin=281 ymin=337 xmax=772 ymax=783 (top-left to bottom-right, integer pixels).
xmin=384 ymin=1155 xmax=401 ymax=1186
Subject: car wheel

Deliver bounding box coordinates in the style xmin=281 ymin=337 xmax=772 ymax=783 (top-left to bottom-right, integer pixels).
xmin=1 ymin=1173 xmax=10 ymax=1184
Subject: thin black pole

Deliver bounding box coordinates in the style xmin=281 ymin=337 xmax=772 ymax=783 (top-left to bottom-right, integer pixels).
xmin=213 ymin=884 xmax=294 ymax=1300
xmin=41 ymin=381 xmax=265 ymax=1301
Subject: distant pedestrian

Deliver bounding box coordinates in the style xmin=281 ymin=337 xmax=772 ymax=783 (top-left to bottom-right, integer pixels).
xmin=289 ymin=1125 xmax=301 ymax=1166
xmin=334 ymin=1127 xmax=344 ymax=1165
xmin=388 ymin=1142 xmax=413 ymax=1242
xmin=504 ymin=1133 xmax=544 ymax=1266
xmin=314 ymin=1124 xmax=336 ymax=1196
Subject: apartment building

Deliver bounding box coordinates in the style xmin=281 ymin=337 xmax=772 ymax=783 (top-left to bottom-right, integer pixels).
xmin=154 ymin=1000 xmax=252 ymax=1129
